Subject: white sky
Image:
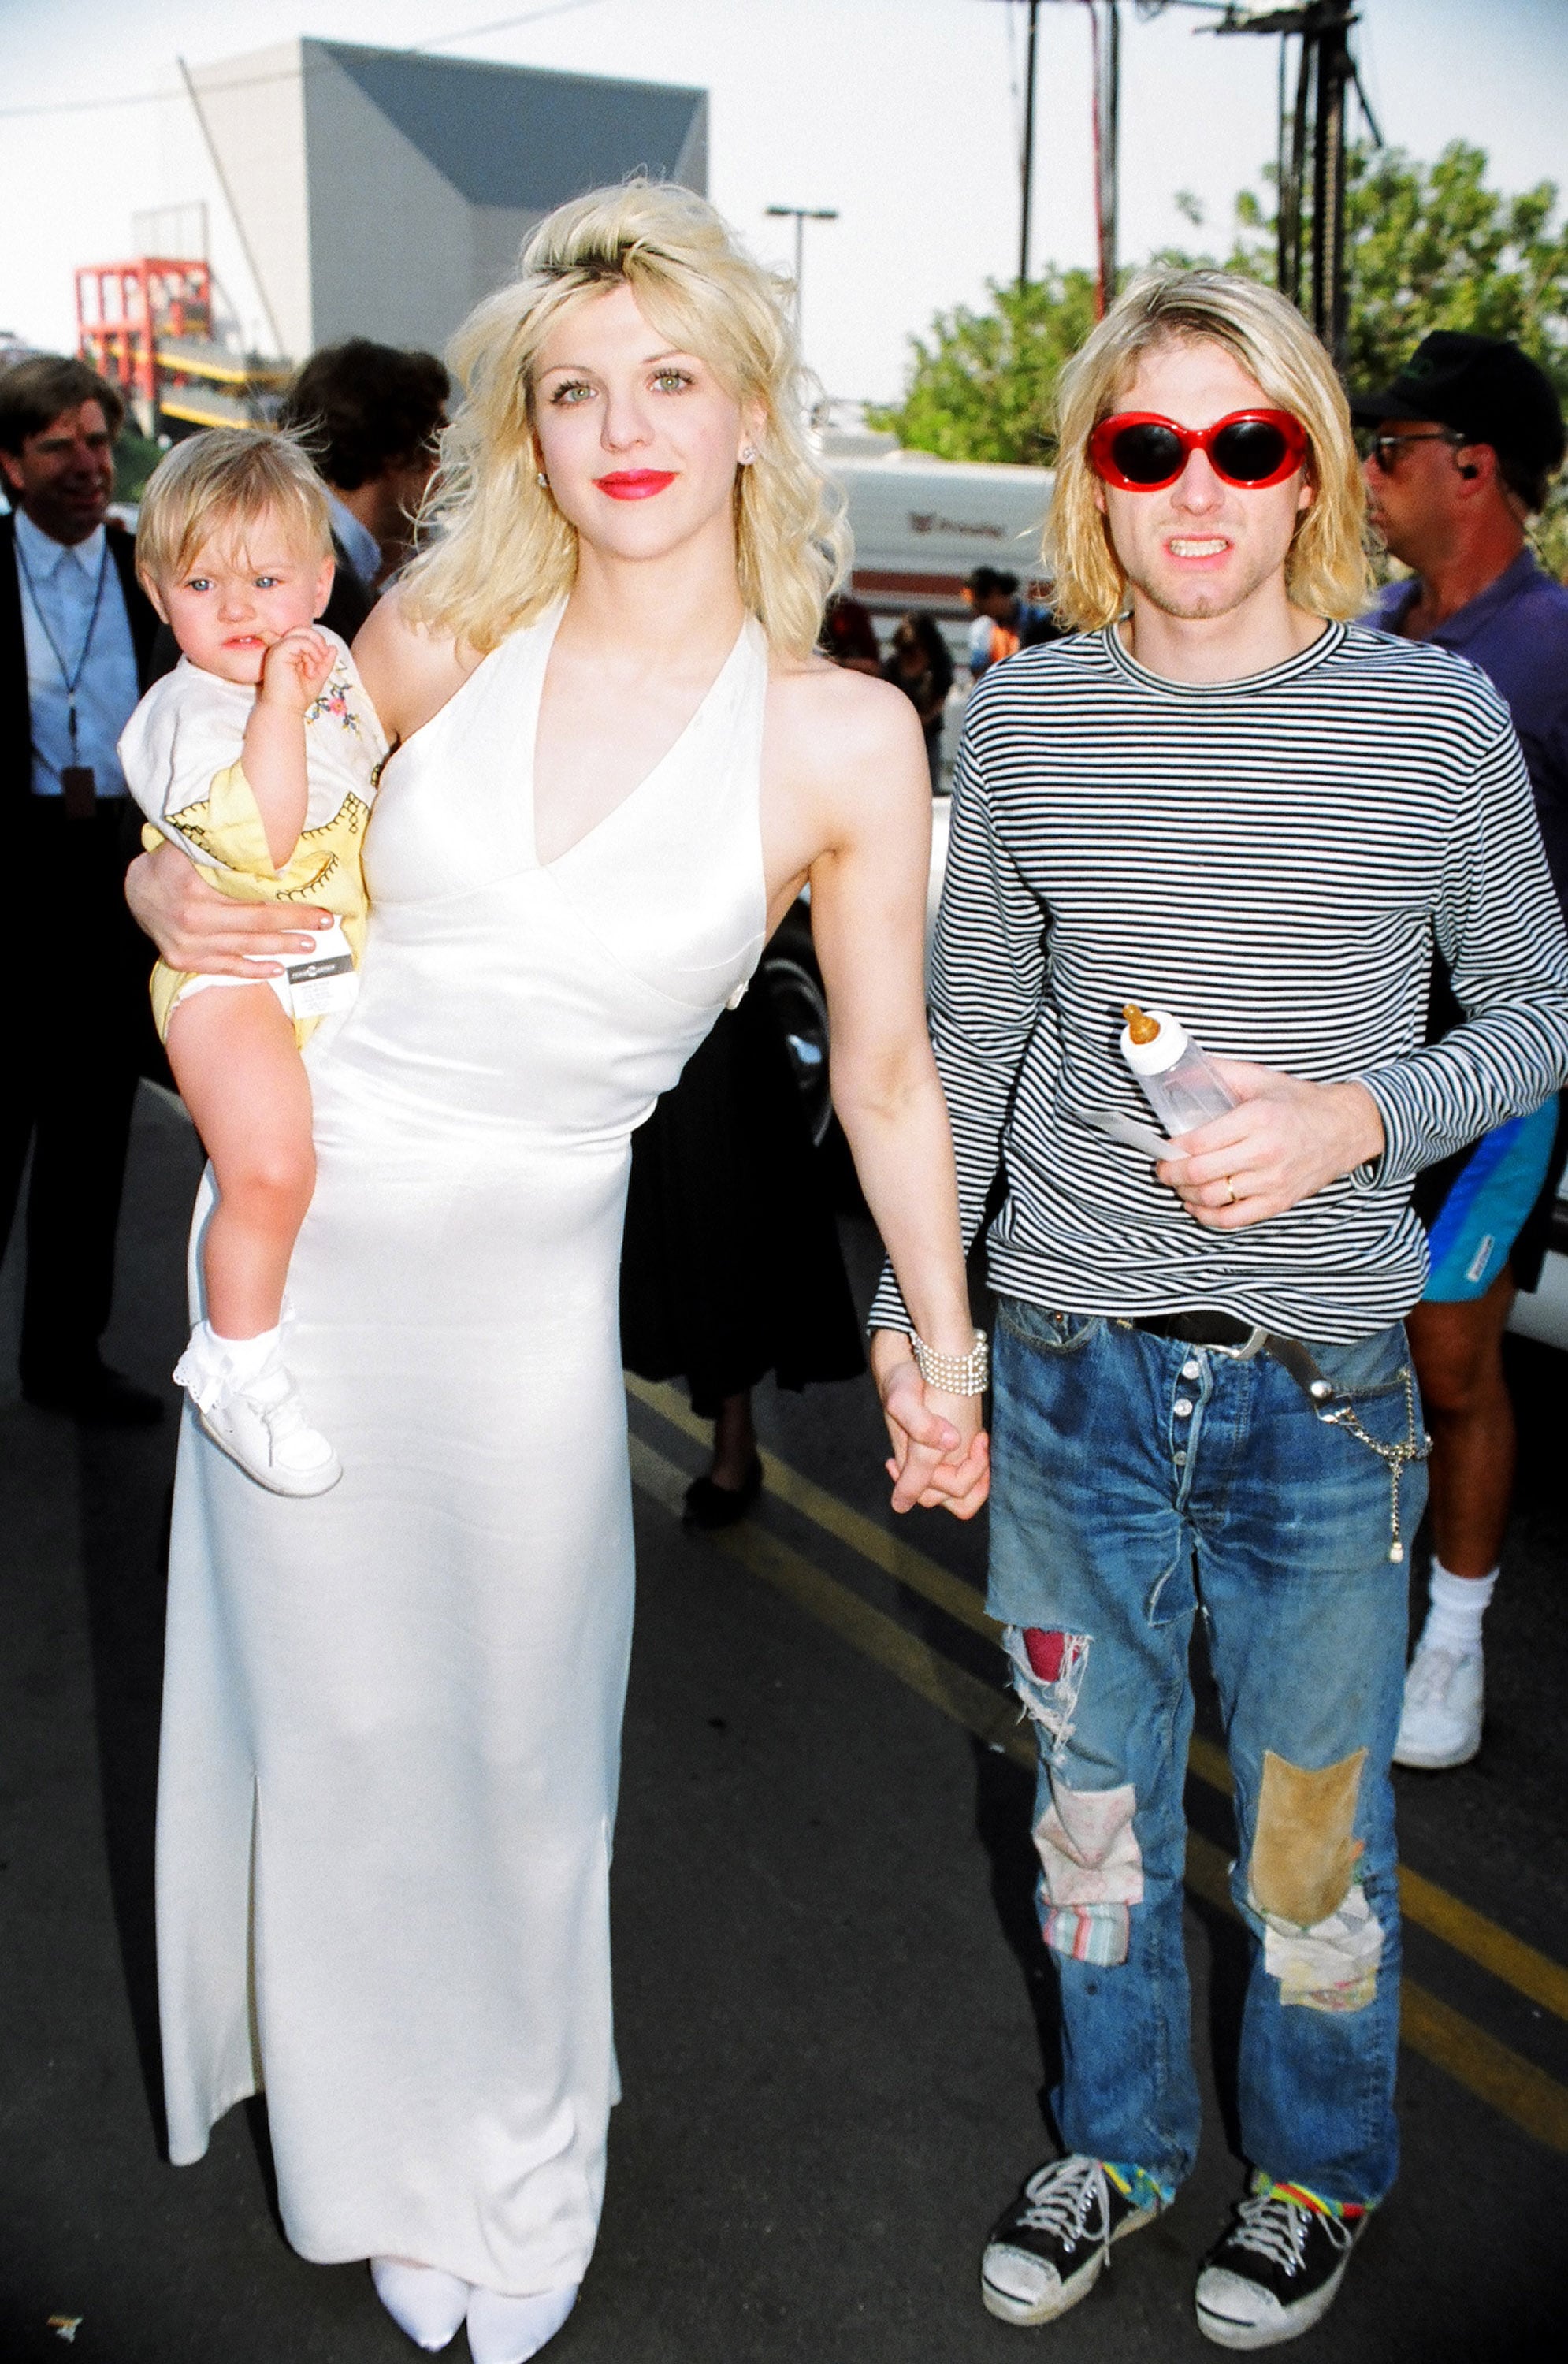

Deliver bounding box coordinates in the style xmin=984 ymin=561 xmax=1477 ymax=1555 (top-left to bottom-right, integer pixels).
xmin=2 ymin=0 xmax=1566 ymax=404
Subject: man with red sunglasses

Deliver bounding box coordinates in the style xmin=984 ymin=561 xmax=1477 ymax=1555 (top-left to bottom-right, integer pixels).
xmin=1354 ymin=334 xmax=1568 ymax=1777
xmin=868 ymin=273 xmax=1568 ymax=2347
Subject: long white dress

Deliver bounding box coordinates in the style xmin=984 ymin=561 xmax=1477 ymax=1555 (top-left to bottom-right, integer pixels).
xmin=155 ymin=601 xmax=769 ymax=2294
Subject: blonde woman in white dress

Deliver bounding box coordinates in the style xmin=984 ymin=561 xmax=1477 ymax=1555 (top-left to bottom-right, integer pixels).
xmin=127 ymin=182 xmax=988 ymax=2364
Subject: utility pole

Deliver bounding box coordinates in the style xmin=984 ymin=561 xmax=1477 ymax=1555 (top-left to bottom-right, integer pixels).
xmin=1213 ymin=2 xmax=1380 ymax=371
xmin=764 ymin=205 xmax=838 ymax=355
xmin=1019 ymin=0 xmax=1042 ymax=285
xmin=1089 ymin=2 xmax=1121 ymax=315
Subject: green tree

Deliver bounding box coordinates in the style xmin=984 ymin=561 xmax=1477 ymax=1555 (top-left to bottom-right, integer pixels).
xmin=876 ymin=143 xmax=1568 ymax=538
xmin=866 ymin=266 xmax=1097 ymax=465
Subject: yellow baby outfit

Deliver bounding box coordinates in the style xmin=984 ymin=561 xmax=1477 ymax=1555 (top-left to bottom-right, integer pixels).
xmin=118 ymin=631 xmax=388 ymax=1048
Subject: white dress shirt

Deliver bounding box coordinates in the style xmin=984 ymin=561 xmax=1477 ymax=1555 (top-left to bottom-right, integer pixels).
xmin=15 ymin=508 xmax=140 ymax=798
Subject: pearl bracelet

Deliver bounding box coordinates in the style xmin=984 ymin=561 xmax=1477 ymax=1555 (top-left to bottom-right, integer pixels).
xmin=910 ymin=1326 xmax=990 ymax=1396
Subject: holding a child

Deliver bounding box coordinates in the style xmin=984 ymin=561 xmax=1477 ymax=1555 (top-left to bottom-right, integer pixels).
xmin=126 ymin=183 xmax=986 ymax=2362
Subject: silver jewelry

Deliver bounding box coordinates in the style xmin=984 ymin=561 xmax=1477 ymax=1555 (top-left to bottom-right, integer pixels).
xmin=910 ymin=1327 xmax=989 ymax=1397
xmin=536 ymin=470 xmax=548 ymax=488
xmin=738 ymin=444 xmax=756 ymax=465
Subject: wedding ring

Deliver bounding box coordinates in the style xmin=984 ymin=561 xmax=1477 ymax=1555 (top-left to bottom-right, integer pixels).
xmin=1222 ymin=1180 xmax=1237 ymax=1206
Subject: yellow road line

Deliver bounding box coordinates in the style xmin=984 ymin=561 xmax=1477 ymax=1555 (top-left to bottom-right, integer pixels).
xmin=630 ymin=1377 xmax=1568 ymax=2029
xmin=628 ymin=1426 xmax=1568 ymax=2154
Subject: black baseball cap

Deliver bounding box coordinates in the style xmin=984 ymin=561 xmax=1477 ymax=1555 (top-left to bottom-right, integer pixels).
xmin=1351 ymin=332 xmax=1566 ymax=492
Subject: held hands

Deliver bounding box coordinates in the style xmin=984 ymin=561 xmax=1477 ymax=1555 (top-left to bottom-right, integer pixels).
xmin=869 ymin=1329 xmax=990 ymax=1519
xmin=1154 ymin=1057 xmax=1386 ymax=1228
xmin=259 ymin=626 xmax=335 ymax=713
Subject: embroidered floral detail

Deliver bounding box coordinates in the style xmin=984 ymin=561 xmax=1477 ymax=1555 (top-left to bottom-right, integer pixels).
xmin=305 ymin=670 xmax=362 ymax=734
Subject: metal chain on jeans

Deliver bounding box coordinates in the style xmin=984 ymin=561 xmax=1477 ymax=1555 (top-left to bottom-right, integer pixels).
xmin=1311 ymin=1362 xmax=1431 ymax=1564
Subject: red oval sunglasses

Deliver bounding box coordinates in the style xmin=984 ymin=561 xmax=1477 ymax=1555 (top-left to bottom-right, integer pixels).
xmin=1089 ymin=410 xmax=1308 ymax=492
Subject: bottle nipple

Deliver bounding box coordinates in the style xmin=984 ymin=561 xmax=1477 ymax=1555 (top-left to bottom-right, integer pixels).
xmin=1123 ymin=1003 xmax=1161 ymax=1046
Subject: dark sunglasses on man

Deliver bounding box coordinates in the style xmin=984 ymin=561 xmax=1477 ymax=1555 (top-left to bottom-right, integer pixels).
xmin=1089 ymin=409 xmax=1308 ymax=492
xmin=1358 ymin=426 xmax=1469 ymax=475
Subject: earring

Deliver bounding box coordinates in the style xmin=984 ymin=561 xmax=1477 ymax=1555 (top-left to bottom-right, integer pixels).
xmin=738 ymin=444 xmax=756 ymax=466
xmin=536 ymin=470 xmax=548 ymax=488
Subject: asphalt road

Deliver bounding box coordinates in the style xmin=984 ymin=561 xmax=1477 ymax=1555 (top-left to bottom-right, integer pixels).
xmin=1 ymin=1087 xmax=1565 ymax=2363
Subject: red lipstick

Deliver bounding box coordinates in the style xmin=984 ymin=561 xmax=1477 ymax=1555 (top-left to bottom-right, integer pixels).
xmin=595 ymin=470 xmax=676 ymax=500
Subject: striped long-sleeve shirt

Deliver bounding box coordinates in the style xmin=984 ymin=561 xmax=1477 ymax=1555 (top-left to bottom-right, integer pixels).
xmin=869 ymin=619 xmax=1568 ymax=1343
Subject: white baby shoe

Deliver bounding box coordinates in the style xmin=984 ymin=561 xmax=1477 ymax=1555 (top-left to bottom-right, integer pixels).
xmin=174 ymin=1321 xmax=342 ymax=1496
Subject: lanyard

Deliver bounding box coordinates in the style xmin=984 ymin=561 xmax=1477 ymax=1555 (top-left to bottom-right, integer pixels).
xmin=15 ymin=530 xmax=111 ymax=758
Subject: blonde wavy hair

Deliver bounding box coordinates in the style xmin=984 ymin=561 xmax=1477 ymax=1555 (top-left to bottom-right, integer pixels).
xmin=136 ymin=426 xmax=329 ymax=587
xmin=1046 ymin=269 xmax=1372 ymax=630
xmin=401 ymin=181 xmax=849 ymax=659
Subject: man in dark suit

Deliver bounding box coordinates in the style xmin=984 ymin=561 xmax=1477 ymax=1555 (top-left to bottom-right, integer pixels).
xmin=1 ymin=355 xmax=163 ymax=1422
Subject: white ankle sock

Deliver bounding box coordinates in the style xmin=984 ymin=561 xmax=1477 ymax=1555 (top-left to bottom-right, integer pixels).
xmin=1421 ymin=1560 xmax=1496 ymax=1658
xmin=370 ymin=2258 xmax=471 ymax=2352
xmin=206 ymin=1321 xmax=283 ymax=1382
xmin=465 ymin=2281 xmax=579 ymax=2364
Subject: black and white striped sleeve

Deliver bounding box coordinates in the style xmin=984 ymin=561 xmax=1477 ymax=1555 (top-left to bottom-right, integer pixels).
xmin=867 ymin=722 xmax=1043 ymax=1334
xmin=1358 ymin=705 xmax=1568 ymax=1183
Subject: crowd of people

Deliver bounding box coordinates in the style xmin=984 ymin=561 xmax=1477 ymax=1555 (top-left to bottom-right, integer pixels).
xmin=3 ymin=177 xmax=1567 ymax=2362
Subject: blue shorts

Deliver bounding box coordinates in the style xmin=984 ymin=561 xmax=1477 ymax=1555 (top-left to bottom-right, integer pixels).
xmin=1421 ymin=1100 xmax=1561 ymax=1303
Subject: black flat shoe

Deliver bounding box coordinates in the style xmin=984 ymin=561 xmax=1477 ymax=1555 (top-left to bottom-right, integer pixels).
xmin=23 ymin=1360 xmax=165 ymax=1428
xmin=682 ymin=1455 xmax=763 ymax=1530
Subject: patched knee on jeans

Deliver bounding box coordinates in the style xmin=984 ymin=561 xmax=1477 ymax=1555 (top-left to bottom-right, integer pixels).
xmin=1010 ymin=1626 xmax=1091 ymax=1764
xmin=1247 ymin=1747 xmax=1383 ymax=2013
xmin=1032 ymin=1773 xmax=1143 ymax=1968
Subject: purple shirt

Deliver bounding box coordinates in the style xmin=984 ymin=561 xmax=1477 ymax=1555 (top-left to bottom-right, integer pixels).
xmin=1373 ymin=550 xmax=1568 ymax=925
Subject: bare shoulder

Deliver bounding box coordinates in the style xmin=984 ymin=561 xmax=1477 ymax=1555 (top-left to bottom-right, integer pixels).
xmin=351 ymin=588 xmax=481 ymax=744
xmin=767 ymin=649 xmax=927 ymax=797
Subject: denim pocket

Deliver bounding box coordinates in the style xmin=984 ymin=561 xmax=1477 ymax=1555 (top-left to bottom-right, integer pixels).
xmin=997 ymin=1298 xmax=1102 ymax=1358
xmin=1305 ymin=1325 xmax=1415 ymax=1414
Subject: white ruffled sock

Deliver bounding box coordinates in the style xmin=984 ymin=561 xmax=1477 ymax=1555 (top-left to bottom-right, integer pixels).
xmin=1420 ymin=1559 xmax=1497 ymax=1658
xmin=370 ymin=2258 xmax=472 ymax=2352
xmin=176 ymin=1320 xmax=283 ymax=1396
xmin=465 ymin=2281 xmax=579 ymax=2364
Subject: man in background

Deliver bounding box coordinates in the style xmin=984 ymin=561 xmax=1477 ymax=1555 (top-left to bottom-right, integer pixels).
xmin=278 ymin=337 xmax=449 ymax=631
xmin=1358 ymin=333 xmax=1568 ymax=1770
xmin=1 ymin=357 xmax=162 ymax=1423
xmin=962 ymin=564 xmax=1061 ymax=677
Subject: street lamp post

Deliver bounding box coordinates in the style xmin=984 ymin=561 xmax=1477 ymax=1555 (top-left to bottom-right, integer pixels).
xmin=765 ymin=204 xmax=839 ymax=355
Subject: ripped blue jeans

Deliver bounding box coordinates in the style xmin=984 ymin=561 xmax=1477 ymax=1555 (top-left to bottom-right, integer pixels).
xmin=988 ymin=1299 xmax=1426 ymax=2208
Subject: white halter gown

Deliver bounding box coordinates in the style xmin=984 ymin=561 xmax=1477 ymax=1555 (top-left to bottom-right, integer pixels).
xmin=155 ymin=603 xmax=770 ymax=2292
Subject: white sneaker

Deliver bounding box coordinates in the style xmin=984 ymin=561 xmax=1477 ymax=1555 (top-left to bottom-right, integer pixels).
xmin=1392 ymin=1640 xmax=1483 ymax=1770
xmin=174 ymin=1336 xmax=342 ymax=1497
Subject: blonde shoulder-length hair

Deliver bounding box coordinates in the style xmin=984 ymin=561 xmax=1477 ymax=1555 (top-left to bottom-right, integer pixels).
xmin=1047 ymin=269 xmax=1372 ymax=631
xmin=400 ymin=180 xmax=849 ymax=660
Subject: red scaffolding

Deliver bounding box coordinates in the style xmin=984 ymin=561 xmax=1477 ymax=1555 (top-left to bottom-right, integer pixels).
xmin=75 ymin=257 xmax=290 ymax=437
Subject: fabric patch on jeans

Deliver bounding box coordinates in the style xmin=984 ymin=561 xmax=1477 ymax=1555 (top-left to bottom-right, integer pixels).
xmin=1032 ymin=1775 xmax=1143 ymax=1965
xmin=1258 ymin=1881 xmax=1385 ymax=2013
xmin=1011 ymin=1626 xmax=1091 ymax=1763
xmin=1248 ymin=1747 xmax=1366 ymax=1928
xmin=1041 ymin=1900 xmax=1131 ymax=1966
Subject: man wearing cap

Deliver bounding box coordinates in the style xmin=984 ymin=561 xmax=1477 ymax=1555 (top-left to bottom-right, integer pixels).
xmin=1356 ymin=333 xmax=1568 ymax=1771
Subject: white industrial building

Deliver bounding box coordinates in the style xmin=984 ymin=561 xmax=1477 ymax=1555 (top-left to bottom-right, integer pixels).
xmin=184 ymin=38 xmax=708 ymax=365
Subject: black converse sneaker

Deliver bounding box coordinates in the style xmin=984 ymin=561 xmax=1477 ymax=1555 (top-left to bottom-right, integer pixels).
xmin=981 ymin=2154 xmax=1165 ymax=2325
xmin=1195 ymin=2178 xmax=1368 ymax=2349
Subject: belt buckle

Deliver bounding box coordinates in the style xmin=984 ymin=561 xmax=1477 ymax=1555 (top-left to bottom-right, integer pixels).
xmin=1210 ymin=1323 xmax=1268 ymax=1362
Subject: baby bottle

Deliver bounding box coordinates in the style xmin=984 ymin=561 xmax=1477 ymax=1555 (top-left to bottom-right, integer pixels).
xmin=1119 ymin=1003 xmax=1238 ymax=1138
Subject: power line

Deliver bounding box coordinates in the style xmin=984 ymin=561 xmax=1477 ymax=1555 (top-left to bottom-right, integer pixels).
xmin=0 ymin=0 xmax=604 ymax=123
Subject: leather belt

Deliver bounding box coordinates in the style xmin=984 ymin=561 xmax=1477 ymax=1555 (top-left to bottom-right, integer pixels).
xmin=1126 ymin=1310 xmax=1335 ymax=1403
